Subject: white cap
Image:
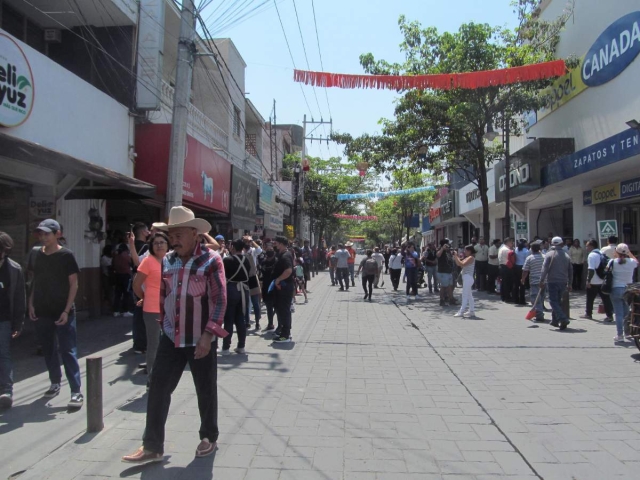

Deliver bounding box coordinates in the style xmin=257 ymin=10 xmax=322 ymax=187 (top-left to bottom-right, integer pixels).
xmin=551 ymin=236 xmax=564 ymax=246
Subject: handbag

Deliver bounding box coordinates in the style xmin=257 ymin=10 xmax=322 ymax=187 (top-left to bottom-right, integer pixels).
xmin=601 ymin=260 xmax=614 ymax=295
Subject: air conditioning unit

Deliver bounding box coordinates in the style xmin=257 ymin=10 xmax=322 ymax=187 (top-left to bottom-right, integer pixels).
xmin=44 ymin=29 xmax=62 ymax=43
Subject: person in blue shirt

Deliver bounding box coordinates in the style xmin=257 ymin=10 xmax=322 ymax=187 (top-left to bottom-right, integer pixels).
xmin=403 ymin=242 xmax=419 ymax=300
xmin=513 ymin=239 xmax=529 ymax=305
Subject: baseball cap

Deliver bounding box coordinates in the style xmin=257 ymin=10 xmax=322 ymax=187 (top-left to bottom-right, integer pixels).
xmin=36 ymin=219 xmax=61 ymax=233
xmin=151 ymin=222 xmax=169 ymax=232
xmin=214 ymin=234 xmax=225 ymax=241
xmin=551 ymin=236 xmax=564 ymax=246
xmin=616 ymin=243 xmax=631 ymax=256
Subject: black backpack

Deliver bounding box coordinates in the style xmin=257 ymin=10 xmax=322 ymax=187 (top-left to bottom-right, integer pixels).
xmin=594 ymin=252 xmax=608 ymax=279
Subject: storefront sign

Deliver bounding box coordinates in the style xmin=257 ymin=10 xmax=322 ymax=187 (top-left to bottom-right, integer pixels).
xmin=598 ymin=220 xmax=618 ymax=243
xmin=533 ymin=61 xmax=587 ymax=126
xmin=592 ymin=182 xmax=621 ymax=204
xmin=136 ymin=0 xmax=165 ymax=110
xmin=231 ymin=167 xmax=257 ymax=231
xmin=581 ymin=12 xmax=640 ymax=87
xmin=516 ymin=221 xmax=528 ymax=235
xmin=265 ymin=202 xmax=283 ymax=232
xmin=465 ymin=189 xmax=481 ymax=203
xmin=259 ymin=180 xmax=276 ymax=215
xmin=440 ymin=191 xmax=457 ymax=221
xmin=0 ymin=33 xmax=35 ymax=127
xmin=621 ymin=177 xmax=640 ymax=199
xmin=543 ymin=128 xmax=640 ymax=185
xmin=498 ymin=164 xmax=530 ymax=192
xmin=421 ymin=216 xmax=431 ymax=233
xmin=135 ymin=124 xmax=231 ymax=213
xmin=29 ymin=197 xmax=55 ymax=218
xmin=494 ymin=156 xmax=539 ymax=203
xmin=429 ymin=207 xmax=441 ymax=223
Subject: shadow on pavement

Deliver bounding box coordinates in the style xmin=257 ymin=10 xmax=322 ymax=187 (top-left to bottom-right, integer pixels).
xmin=0 ymin=397 xmax=72 ymax=435
xmin=120 ymin=451 xmax=216 ymax=480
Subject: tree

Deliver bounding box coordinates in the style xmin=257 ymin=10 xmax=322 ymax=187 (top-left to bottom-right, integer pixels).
xmin=334 ymin=1 xmax=576 ymax=239
xmin=302 ymin=155 xmax=369 ymax=245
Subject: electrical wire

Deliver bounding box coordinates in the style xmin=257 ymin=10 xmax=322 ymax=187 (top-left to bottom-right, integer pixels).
xmin=311 ymin=0 xmax=332 ymax=121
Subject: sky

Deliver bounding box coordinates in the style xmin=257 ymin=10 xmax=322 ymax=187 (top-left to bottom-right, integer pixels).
xmin=201 ymin=0 xmax=521 ymax=161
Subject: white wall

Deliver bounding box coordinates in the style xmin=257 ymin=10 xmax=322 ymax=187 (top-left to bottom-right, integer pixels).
xmin=56 ymin=199 xmax=106 ymax=269
xmin=3 ymin=32 xmax=133 ymax=176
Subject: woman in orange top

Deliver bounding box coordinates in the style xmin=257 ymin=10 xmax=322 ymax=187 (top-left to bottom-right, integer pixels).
xmin=132 ymin=232 xmax=169 ymax=381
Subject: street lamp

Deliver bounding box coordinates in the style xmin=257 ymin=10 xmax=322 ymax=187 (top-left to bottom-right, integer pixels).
xmin=626 ymin=119 xmax=640 ymax=131
xmin=484 ymin=121 xmax=498 ymax=142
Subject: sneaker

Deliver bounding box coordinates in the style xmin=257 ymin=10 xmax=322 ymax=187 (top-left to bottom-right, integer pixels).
xmin=439 ymin=300 xmax=446 ymax=307
xmin=613 ymin=335 xmax=625 ymax=342
xmin=0 ymin=393 xmax=12 ymax=408
xmin=133 ymin=349 xmax=145 ymax=355
xmin=464 ymin=312 xmax=476 ymax=319
xmin=363 ymin=294 xmax=368 ymax=300
xmin=255 ymin=324 xmax=261 ymax=330
xmin=273 ymin=336 xmax=292 ymax=343
xmin=453 ymin=312 xmax=464 ymax=317
xmin=339 ymin=287 xmax=344 ymax=291
xmin=68 ymin=393 xmax=84 ymax=408
xmin=138 ymin=363 xmax=147 ymax=369
xmin=123 ymin=312 xmax=134 ymax=317
xmin=44 ymin=383 xmax=61 ymax=398
xmin=234 ymin=347 xmax=246 ymax=354
xmin=559 ymin=320 xmax=570 ymax=330
xmin=580 ymin=314 xmax=592 ymax=319
xmin=449 ymin=298 xmax=458 ymax=306
xmin=550 ymin=320 xmax=560 ymax=328
xmin=263 ymin=325 xmax=275 ymax=332
xmin=195 ymin=438 xmax=216 ymax=457
xmin=290 ymin=305 xmax=295 ymax=313
xmin=625 ymin=335 xmax=634 ymax=341
xmin=122 ymin=447 xmax=163 ymax=464
xmin=220 ymin=349 xmax=231 ymax=356
xmin=304 ymin=299 xmax=308 ymax=304
xmin=113 ymin=312 xmax=121 ymax=318
xmin=605 ymin=317 xmax=614 ymax=322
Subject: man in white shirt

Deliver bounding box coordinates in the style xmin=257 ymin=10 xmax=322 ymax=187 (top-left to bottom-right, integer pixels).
xmin=600 ymin=235 xmax=618 ymax=260
xmin=581 ymin=239 xmax=613 ymax=321
xmin=371 ymin=247 xmax=385 ymax=288
xmin=334 ymin=244 xmax=351 ymax=291
xmin=474 ymin=237 xmax=489 ymax=291
xmin=498 ymin=238 xmax=514 ymax=302
xmin=487 ymin=239 xmax=500 ymax=294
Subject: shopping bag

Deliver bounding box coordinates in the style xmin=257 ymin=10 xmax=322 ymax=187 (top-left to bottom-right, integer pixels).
xmin=598 ymin=303 xmax=605 ymax=314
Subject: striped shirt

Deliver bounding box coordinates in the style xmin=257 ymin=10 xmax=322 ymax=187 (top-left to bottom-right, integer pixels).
xmin=523 ymin=252 xmax=544 ymax=284
xmin=160 ymin=244 xmax=228 ymax=348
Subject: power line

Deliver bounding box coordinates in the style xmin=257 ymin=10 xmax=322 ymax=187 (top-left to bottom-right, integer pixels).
xmin=311 ymin=0 xmax=333 ymax=121
xmin=273 ymin=0 xmax=314 ymax=119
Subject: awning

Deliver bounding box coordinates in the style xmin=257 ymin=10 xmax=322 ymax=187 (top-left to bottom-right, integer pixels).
xmin=0 ymin=132 xmax=155 ymax=199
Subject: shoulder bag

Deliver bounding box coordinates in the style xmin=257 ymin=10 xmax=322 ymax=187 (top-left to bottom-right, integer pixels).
xmin=601 ymin=259 xmax=614 ymax=295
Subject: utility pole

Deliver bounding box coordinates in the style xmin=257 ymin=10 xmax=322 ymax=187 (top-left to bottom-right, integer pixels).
xmin=270 ymin=99 xmax=277 ymax=182
xmin=165 ymin=0 xmax=196 ymax=218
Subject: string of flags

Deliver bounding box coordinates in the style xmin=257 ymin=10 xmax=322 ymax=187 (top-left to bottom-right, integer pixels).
xmin=333 ymin=214 xmax=378 ymax=221
xmin=337 ymin=186 xmax=435 ymax=201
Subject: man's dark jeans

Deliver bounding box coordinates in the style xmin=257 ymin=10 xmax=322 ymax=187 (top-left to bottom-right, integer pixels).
xmin=223 ymin=285 xmax=247 ymax=350
xmin=389 ymin=268 xmax=402 ymax=290
xmin=336 ymin=267 xmax=349 ymax=289
xmin=264 ymin=297 xmax=275 ymax=327
xmin=0 ymin=322 xmax=13 ymax=395
xmin=548 ymin=282 xmax=568 ymax=323
xmin=405 ymin=268 xmax=418 ymax=296
xmin=586 ymin=283 xmax=613 ymax=317
xmin=143 ymin=334 xmax=218 ymax=454
xmin=487 ymin=264 xmax=499 ymax=293
xmin=499 ymin=265 xmax=513 ymax=301
xmin=475 ymin=260 xmax=488 ymax=291
xmin=361 ymin=274 xmax=374 ymax=297
xmin=35 ymin=311 xmax=81 ymax=393
xmin=274 ymin=283 xmax=293 ymax=338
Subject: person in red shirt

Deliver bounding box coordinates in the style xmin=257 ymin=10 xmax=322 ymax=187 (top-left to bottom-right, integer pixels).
xmin=346 ymin=242 xmax=357 ymax=287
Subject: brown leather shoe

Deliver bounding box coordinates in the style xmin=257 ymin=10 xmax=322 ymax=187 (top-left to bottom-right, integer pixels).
xmin=195 ymin=438 xmax=216 ymax=457
xmin=122 ymin=447 xmax=163 ymax=464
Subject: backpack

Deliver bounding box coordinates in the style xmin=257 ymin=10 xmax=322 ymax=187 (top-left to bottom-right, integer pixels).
xmin=594 ymin=252 xmax=608 ymax=280
xmin=364 ymin=258 xmax=378 ymax=276
xmin=506 ymin=250 xmax=516 ymax=269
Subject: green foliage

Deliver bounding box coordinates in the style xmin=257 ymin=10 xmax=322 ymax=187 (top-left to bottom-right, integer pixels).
xmin=333 ymin=4 xmax=573 ymax=236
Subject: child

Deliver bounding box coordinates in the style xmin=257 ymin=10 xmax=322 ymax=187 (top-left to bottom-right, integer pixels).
xmin=294 ymin=258 xmax=308 ymax=303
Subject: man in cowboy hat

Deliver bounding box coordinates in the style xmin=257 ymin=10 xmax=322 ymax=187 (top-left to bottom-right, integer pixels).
xmin=345 ymin=241 xmax=357 ymax=287
xmin=123 ymin=207 xmax=228 ymax=464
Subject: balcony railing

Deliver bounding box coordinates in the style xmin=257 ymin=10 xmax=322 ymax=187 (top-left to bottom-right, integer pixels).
xmin=161 ymin=81 xmax=229 ymax=150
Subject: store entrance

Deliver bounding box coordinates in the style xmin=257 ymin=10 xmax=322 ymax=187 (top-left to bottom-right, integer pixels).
xmin=615 ymin=203 xmax=640 ymax=254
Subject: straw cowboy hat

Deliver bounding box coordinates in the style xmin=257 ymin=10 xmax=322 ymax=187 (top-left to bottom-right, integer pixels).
xmin=167 ymin=206 xmax=211 ymax=234
xmin=151 ymin=222 xmax=169 ymax=232
xmin=345 ymin=241 xmax=354 ymax=247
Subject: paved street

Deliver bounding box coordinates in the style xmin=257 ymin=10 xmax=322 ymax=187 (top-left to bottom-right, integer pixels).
xmin=4 ymin=270 xmax=640 ymax=480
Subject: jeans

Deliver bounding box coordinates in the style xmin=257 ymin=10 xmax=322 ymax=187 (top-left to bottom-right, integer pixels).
xmin=586 ymin=284 xmax=613 ymax=317
xmin=529 ymin=285 xmax=544 ymax=320
xmin=247 ymin=293 xmax=261 ymax=325
xmin=458 ymin=274 xmax=475 ymax=314
xmin=547 ymin=282 xmax=568 ymax=323
xmin=424 ymin=265 xmax=438 ymax=291
xmin=143 ymin=312 xmax=161 ymax=376
xmin=132 ymin=304 xmax=147 ymax=351
xmin=487 ymin=264 xmax=499 ymax=293
xmin=499 ymin=265 xmax=512 ymax=301
xmin=389 ymin=268 xmax=402 ymax=290
xmin=0 ymin=322 xmax=13 ymax=394
xmin=405 ymin=268 xmax=418 ymax=296
xmin=336 ymin=268 xmax=349 ymax=289
xmin=223 ymin=285 xmax=248 ymax=350
xmin=572 ymin=264 xmax=583 ymax=290
xmin=264 ymin=297 xmax=275 ymax=327
xmin=512 ymin=266 xmax=526 ymax=304
xmin=329 ymin=267 xmax=336 ymax=285
xmin=35 ymin=311 xmax=81 ymax=393
xmin=274 ymin=283 xmax=294 ymax=338
xmin=143 ymin=334 xmax=218 ymax=454
xmin=610 ymin=287 xmax=629 ymax=337
xmin=113 ymin=273 xmax=132 ymax=314
xmin=348 ymin=264 xmax=355 ymax=284
xmin=362 ymin=274 xmax=374 ymax=297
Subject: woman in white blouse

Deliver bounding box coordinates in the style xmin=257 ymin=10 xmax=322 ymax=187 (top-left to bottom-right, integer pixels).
xmin=608 ymin=243 xmax=638 ymax=343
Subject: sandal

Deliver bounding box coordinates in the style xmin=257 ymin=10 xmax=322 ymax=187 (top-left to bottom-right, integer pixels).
xmin=195 ymin=438 xmax=216 ymax=457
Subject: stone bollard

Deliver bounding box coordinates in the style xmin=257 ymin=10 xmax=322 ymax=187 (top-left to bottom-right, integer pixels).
xmin=86 ymin=357 xmax=103 ymax=432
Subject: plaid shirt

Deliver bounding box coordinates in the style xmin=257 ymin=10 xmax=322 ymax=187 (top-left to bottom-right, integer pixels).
xmin=160 ymin=243 xmax=228 ymax=347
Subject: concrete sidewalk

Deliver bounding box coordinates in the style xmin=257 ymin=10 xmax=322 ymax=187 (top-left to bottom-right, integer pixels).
xmin=7 ymin=272 xmax=640 ymax=480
